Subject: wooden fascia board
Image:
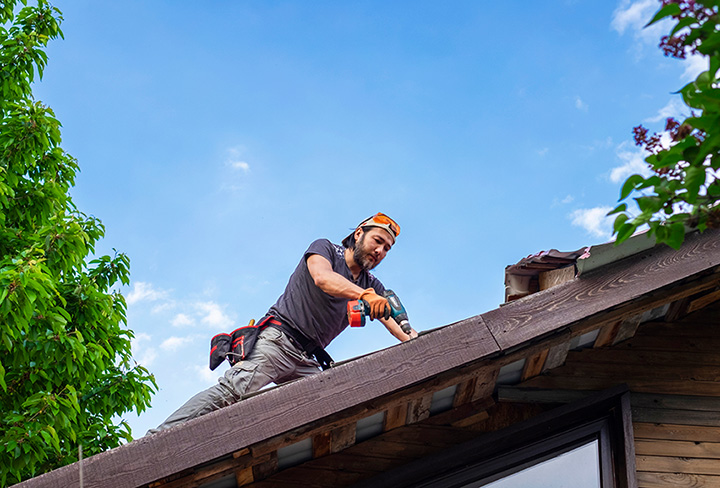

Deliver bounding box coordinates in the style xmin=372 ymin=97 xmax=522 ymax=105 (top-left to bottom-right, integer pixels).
xmin=15 ymin=316 xmax=500 ymax=488
xmin=482 ymin=228 xmax=720 ymax=351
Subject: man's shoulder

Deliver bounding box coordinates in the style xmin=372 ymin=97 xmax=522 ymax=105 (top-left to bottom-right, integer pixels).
xmin=306 ymin=238 xmax=345 ymax=260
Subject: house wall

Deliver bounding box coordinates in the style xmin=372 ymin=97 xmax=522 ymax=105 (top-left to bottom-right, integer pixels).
xmin=521 ymin=300 xmax=720 ymax=488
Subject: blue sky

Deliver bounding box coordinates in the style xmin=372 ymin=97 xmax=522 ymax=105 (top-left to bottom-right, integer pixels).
xmin=32 ymin=0 xmax=701 ymax=436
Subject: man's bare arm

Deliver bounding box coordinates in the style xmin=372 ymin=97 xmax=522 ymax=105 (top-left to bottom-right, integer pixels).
xmin=307 ymin=254 xmax=365 ymax=299
xmin=380 ymin=317 xmax=418 ymax=342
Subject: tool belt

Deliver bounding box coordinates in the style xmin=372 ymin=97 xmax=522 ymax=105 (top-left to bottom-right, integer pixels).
xmin=208 ymin=315 xmax=334 ymax=371
xmin=267 ymin=319 xmax=335 ymax=371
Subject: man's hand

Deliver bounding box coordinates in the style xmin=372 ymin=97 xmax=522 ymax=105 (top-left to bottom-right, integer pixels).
xmin=358 ymin=288 xmax=389 ymax=320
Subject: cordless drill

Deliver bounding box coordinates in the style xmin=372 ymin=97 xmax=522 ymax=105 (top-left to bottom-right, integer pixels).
xmin=347 ymin=289 xmax=412 ymax=334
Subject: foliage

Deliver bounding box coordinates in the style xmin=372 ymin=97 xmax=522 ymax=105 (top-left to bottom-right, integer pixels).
xmin=0 ymin=1 xmax=156 ymax=483
xmin=610 ymin=0 xmax=720 ymax=249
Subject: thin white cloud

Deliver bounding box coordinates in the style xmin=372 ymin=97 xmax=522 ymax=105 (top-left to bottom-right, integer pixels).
xmin=562 ymin=195 xmax=574 ymax=204
xmin=226 ymin=146 xmax=251 ymax=172
xmin=195 ymin=301 xmax=234 ymax=329
xmin=172 ymin=313 xmax=195 ymax=327
xmin=610 ymin=141 xmax=654 ymax=184
xmin=644 ymin=97 xmax=687 ymax=123
xmin=160 ymin=335 xmax=196 ymax=352
xmin=570 ymin=206 xmax=614 ymax=239
xmin=611 ymin=0 xmax=671 ymax=58
xmin=126 ymin=282 xmax=169 ymax=305
xmin=574 ymin=96 xmax=588 ymax=111
xmin=537 ymin=147 xmax=549 ymax=157
xmin=681 ymin=54 xmax=707 ymax=82
xmin=193 ymin=363 xmax=223 ymax=386
xmin=131 ymin=332 xmax=158 ymax=367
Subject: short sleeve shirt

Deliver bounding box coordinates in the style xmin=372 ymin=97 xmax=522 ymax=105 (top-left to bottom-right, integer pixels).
xmin=268 ymin=239 xmax=385 ymax=348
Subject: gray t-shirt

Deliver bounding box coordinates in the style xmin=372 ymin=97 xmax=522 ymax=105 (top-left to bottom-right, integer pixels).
xmin=268 ymin=239 xmax=385 ymax=348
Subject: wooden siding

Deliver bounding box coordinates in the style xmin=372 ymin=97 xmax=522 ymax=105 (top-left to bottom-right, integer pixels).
xmin=520 ymin=300 xmax=720 ymax=488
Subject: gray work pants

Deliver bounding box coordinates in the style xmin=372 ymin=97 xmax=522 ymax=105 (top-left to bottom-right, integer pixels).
xmin=148 ymin=327 xmax=321 ymax=434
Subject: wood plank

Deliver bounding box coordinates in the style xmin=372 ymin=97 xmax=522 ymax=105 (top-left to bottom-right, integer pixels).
xmin=497 ymin=386 xmax=593 ymax=404
xmin=520 ymin=349 xmax=549 ymax=381
xmin=330 ymin=423 xmax=356 ymax=453
xmin=539 ymin=360 xmax=720 ymax=383
xmin=252 ymin=452 xmax=279 ymax=482
xmin=612 ymin=315 xmax=642 ymax=345
xmin=483 ymin=229 xmax=720 ymax=351
xmin=664 ymin=297 xmax=692 ymax=322
xmin=632 ymin=407 xmax=720 ymax=427
xmin=383 ymin=403 xmax=407 ymax=431
xmin=235 ymin=466 xmax=254 ymax=487
xmin=637 ymin=471 xmax=720 ymax=488
xmin=312 ymin=431 xmax=331 ymax=458
xmin=635 ymin=439 xmax=720 ymax=458
xmin=634 ymin=423 xmax=720 ymax=443
xmin=564 ymin=349 xmax=720 ymax=368
xmin=406 ymin=394 xmax=432 ymax=424
xmin=520 ymin=375 xmax=720 ymax=396
xmin=542 ymin=341 xmax=571 ymax=371
xmin=631 ymin=393 xmax=720 ymax=412
xmin=687 ymin=289 xmax=720 ymax=314
xmin=593 ymin=320 xmax=621 ymax=348
xmin=636 ymin=455 xmax=720 ymax=475
xmin=421 ymin=397 xmax=495 ymax=426
xmin=538 ymin=265 xmax=575 ymax=290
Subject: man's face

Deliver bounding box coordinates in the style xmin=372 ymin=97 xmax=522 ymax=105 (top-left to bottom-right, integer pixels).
xmin=353 ymin=227 xmax=394 ymax=271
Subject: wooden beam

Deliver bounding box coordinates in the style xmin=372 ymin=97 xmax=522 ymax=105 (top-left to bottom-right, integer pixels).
xmin=520 ymin=349 xmax=549 ymax=381
xmin=312 ymin=431 xmax=332 ymax=458
xmin=687 ymin=288 xmax=720 ymax=315
xmin=634 ymin=423 xmax=720 ymax=443
xmin=406 ymin=394 xmax=432 ymax=424
xmin=593 ymin=320 xmax=621 ymax=348
xmin=453 ymin=368 xmax=498 ymax=407
xmin=636 ymin=455 xmax=720 ymax=476
xmin=538 ymin=265 xmax=576 ymax=290
xmin=664 ymin=296 xmax=692 ymax=322
xmin=383 ymin=403 xmax=407 ymax=432
xmin=612 ymin=315 xmax=642 ymax=345
xmin=421 ymin=397 xmax=495 ymax=426
xmin=635 ymin=439 xmax=720 ymax=458
xmin=497 ymin=386 xmax=593 ymax=404
xmin=636 ymin=472 xmax=720 ymax=488
xmin=330 ymin=423 xmax=356 ymax=454
xmin=542 ymin=341 xmax=571 ymax=371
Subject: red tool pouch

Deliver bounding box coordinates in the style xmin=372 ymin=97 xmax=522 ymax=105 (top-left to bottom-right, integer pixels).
xmin=208 ymin=316 xmax=275 ymax=370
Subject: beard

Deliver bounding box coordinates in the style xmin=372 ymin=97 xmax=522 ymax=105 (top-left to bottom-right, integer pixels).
xmin=353 ymin=233 xmax=377 ymax=272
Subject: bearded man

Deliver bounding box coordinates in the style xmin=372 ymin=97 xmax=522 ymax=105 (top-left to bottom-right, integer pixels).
xmin=149 ymin=213 xmax=417 ymax=433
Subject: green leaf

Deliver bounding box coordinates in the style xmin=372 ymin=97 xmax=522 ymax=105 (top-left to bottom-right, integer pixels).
xmin=667 ymin=223 xmax=686 ymax=250
xmin=620 ymin=174 xmax=646 ymax=200
xmin=645 ymin=3 xmax=681 ymax=28
xmin=607 ymin=203 xmax=627 ymax=216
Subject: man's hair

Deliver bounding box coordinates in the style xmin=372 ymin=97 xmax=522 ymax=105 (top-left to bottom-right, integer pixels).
xmin=342 ymin=226 xmax=370 ymax=249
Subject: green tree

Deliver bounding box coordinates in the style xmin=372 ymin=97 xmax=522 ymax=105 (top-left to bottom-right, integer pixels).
xmin=0 ymin=1 xmax=156 ymax=483
xmin=610 ymin=0 xmax=720 ymax=249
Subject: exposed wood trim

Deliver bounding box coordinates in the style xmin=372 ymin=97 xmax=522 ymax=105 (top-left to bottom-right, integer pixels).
xmin=538 ymin=265 xmax=576 ymax=290
xmin=234 ymin=466 xmax=253 ymax=487
xmin=636 ymin=455 xmax=720 ymax=476
xmin=520 ymin=349 xmax=549 ymax=381
xmin=687 ymin=288 xmax=720 ymax=315
xmin=542 ymin=341 xmax=571 ymax=372
xmin=383 ymin=403 xmax=407 ymax=432
xmin=664 ymin=297 xmax=692 ymax=322
xmin=612 ymin=315 xmax=642 ymax=345
xmin=312 ymin=431 xmax=331 ymax=458
xmin=406 ymin=395 xmax=433 ymax=424
xmin=634 ymin=423 xmax=720 ymax=443
xmin=497 ymin=386 xmax=593 ymax=404
xmin=421 ymin=397 xmax=495 ymax=426
xmin=331 ymin=424 xmax=356 ymax=454
xmin=636 ymin=472 xmax=720 ymax=488
xmin=594 ymin=320 xmax=621 ymax=348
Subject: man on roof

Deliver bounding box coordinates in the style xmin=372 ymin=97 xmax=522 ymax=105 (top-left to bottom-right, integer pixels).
xmin=149 ymin=212 xmax=417 ymax=433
